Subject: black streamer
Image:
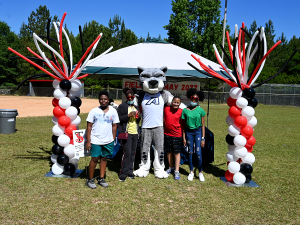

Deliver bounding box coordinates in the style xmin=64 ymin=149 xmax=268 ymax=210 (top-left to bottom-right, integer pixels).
xmin=252 ymin=49 xmax=298 ymax=88
xmin=187 ymin=62 xmax=224 ymax=82
xmin=16 ymin=73 xmax=51 ymax=90
xmin=232 ymin=37 xmax=242 ymax=88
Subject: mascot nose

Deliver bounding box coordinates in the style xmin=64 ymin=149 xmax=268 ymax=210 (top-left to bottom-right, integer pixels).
xmin=149 ymin=80 xmax=158 ymax=87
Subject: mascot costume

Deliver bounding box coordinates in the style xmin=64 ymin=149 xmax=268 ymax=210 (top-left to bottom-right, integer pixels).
xmin=133 ymin=66 xmax=184 ymax=178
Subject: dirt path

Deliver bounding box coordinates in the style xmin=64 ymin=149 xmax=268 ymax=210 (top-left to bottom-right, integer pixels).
xmin=0 ymin=96 xmax=121 ymax=117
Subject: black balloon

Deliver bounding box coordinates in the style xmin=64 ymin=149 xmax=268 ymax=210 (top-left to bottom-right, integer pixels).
xmin=240 ymin=163 xmax=253 ymax=174
xmin=59 ymin=79 xmax=72 ymax=91
xmin=248 ymin=97 xmax=258 ymax=108
xmin=52 ymin=135 xmax=58 ymax=145
xmin=64 ymin=163 xmax=76 ymax=176
xmin=57 ymin=154 xmax=69 ymax=165
xmin=70 ymin=97 xmax=82 ymax=107
xmin=245 ymin=173 xmax=252 ymax=183
xmin=226 ymin=134 xmax=235 ymax=145
xmin=243 ymin=87 xmax=255 ymax=99
xmin=52 ymin=144 xmax=64 ymax=155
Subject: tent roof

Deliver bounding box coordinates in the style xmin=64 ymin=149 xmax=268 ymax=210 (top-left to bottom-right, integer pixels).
xmin=83 ymin=42 xmax=225 ymax=80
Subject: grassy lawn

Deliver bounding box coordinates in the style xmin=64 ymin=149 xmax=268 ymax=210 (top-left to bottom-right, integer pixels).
xmin=0 ymin=103 xmax=299 ymax=224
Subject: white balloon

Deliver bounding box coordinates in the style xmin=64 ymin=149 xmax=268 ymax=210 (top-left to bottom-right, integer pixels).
xmin=70 ymin=116 xmax=81 ymax=126
xmin=247 ymin=116 xmax=257 ymax=127
xmin=52 ymin=79 xmax=60 ymax=89
xmin=228 ymin=124 xmax=240 ymax=137
xmin=58 ymin=134 xmax=70 ymax=147
xmin=242 ymin=106 xmax=255 ymax=118
xmin=64 ymin=144 xmax=75 ymax=158
xmin=230 ymin=87 xmax=243 ymax=99
xmin=52 ymin=124 xmax=65 ymax=136
xmin=234 ymin=147 xmax=248 ymax=158
xmin=236 ymin=97 xmax=248 ymax=109
xmin=242 ymin=153 xmax=255 ymax=164
xmin=52 ymin=163 xmax=64 ymax=175
xmin=70 ymin=79 xmax=82 ymax=92
xmin=65 ymin=106 xmax=78 ymax=119
xmin=226 ymin=115 xmax=235 ymax=126
xmin=52 ymin=116 xmax=58 ymax=125
xmin=228 ymin=145 xmax=236 ymax=152
xmin=68 ymin=90 xmax=81 ymax=98
xmin=53 ymin=88 xmax=67 ymax=99
xmin=233 ymin=172 xmax=246 ymax=185
xmin=228 ymin=161 xmax=240 ymax=174
xmin=234 ymin=135 xmax=247 ymax=147
xmin=51 ymin=154 xmax=58 ymax=163
xmin=226 ymin=150 xmax=239 ymax=162
xmin=59 ymin=97 xmax=71 ymax=109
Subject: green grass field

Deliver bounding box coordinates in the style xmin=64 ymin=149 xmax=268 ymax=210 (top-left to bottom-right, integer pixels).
xmin=0 ymin=103 xmax=299 ymax=224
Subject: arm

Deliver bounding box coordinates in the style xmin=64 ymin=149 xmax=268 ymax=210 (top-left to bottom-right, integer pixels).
xmin=85 ymin=122 xmax=93 ymax=151
xmin=117 ymin=104 xmax=130 ymax=122
xmin=112 ymin=123 xmax=117 ymax=140
xmin=182 ymin=119 xmax=186 ymax=147
xmin=201 ymin=116 xmax=205 ymax=148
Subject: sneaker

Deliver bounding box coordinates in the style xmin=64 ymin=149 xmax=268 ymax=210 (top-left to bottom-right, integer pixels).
xmin=174 ymin=171 xmax=180 ymax=180
xmin=119 ymin=177 xmax=126 ymax=182
xmin=85 ymin=178 xmax=97 ymax=189
xmin=166 ymin=167 xmax=174 ymax=175
xmin=199 ymin=172 xmax=205 ymax=182
xmin=128 ymin=174 xmax=135 ymax=179
xmin=187 ymin=172 xmax=194 ymax=181
xmin=97 ymin=178 xmax=109 ymax=187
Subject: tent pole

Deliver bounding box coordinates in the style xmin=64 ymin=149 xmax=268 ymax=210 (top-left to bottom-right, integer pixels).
xmin=207 ymin=78 xmax=210 ymax=128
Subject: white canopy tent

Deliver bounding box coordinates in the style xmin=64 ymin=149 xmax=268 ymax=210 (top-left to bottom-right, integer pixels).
xmin=83 ymin=40 xmax=226 ymax=81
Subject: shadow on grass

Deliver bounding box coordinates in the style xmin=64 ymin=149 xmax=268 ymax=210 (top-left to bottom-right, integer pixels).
xmin=202 ymin=163 xmax=226 ymax=178
xmin=14 ymin=146 xmax=53 ymax=168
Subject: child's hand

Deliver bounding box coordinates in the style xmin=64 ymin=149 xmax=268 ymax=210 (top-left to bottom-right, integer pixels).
xmin=183 ymin=139 xmax=186 ymax=147
xmin=85 ymin=141 xmax=91 ymax=152
xmin=201 ymin=140 xmax=205 ymax=148
xmin=128 ymin=111 xmax=136 ymax=117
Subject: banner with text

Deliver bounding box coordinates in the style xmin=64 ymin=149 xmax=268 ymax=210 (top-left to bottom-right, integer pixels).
xmin=122 ymin=78 xmax=200 ymax=105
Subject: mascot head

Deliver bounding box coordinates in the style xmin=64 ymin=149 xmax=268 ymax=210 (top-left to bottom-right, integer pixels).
xmin=138 ymin=66 xmax=167 ymax=94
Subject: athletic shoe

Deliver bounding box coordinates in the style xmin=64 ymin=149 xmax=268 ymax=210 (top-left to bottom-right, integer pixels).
xmin=97 ymin=178 xmax=109 ymax=187
xmin=166 ymin=167 xmax=174 ymax=175
xmin=119 ymin=177 xmax=126 ymax=182
xmin=174 ymin=171 xmax=180 ymax=180
xmin=199 ymin=172 xmax=205 ymax=182
xmin=187 ymin=172 xmax=194 ymax=181
xmin=128 ymin=174 xmax=135 ymax=179
xmin=85 ymin=179 xmax=97 ymax=189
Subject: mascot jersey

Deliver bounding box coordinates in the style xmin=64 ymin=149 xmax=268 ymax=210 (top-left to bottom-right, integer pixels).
xmin=141 ymin=92 xmax=164 ymax=128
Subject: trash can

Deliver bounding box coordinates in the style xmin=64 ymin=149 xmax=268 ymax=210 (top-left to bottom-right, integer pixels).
xmin=0 ymin=109 xmax=19 ymax=134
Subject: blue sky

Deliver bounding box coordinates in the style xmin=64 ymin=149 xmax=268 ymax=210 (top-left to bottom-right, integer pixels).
xmin=0 ymin=0 xmax=299 ymax=42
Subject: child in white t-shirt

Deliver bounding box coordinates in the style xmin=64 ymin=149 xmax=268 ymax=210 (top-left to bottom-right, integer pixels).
xmin=85 ymin=91 xmax=119 ymax=189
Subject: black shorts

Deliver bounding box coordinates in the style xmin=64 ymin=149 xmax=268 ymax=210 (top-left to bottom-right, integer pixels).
xmin=164 ymin=134 xmax=182 ymax=154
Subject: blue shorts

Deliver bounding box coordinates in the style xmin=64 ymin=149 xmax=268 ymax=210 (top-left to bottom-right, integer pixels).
xmin=91 ymin=141 xmax=114 ymax=158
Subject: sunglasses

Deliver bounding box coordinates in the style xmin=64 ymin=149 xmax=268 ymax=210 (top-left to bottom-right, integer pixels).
xmin=190 ymin=96 xmax=199 ymax=101
xmin=126 ymin=96 xmax=134 ymax=100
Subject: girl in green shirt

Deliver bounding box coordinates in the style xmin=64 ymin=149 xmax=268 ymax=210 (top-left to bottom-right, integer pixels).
xmin=182 ymin=88 xmax=206 ymax=182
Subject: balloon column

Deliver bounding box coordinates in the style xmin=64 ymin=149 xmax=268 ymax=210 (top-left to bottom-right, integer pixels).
xmin=8 ymin=13 xmax=113 ymax=176
xmin=188 ymin=23 xmax=297 ymax=185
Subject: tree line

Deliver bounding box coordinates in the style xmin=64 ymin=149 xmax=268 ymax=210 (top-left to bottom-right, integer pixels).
xmin=1 ymin=3 xmax=300 ymax=89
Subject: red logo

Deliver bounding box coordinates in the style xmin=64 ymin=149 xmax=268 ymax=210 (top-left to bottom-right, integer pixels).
xmin=75 ymin=132 xmax=84 ymax=143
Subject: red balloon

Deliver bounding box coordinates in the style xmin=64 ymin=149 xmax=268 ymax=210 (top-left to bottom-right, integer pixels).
xmin=53 ymin=106 xmax=65 ymax=118
xmin=225 ymin=170 xmax=234 ymax=182
xmin=241 ymin=125 xmax=254 ymax=139
xmin=227 ymin=97 xmax=237 ymax=107
xmin=65 ymin=125 xmax=77 ymax=137
xmin=228 ymin=106 xmax=241 ymax=118
xmin=58 ymin=116 xmax=71 ymax=127
xmin=52 ymin=98 xmax=59 ymax=107
xmin=245 ymin=144 xmax=253 ymax=152
xmin=234 ymin=116 xmax=248 ymax=128
xmin=247 ymin=136 xmax=256 ymax=146
xmin=70 ymin=139 xmax=74 ymax=145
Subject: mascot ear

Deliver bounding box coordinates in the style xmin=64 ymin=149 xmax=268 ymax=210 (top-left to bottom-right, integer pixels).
xmin=138 ymin=66 xmax=145 ymax=75
xmin=160 ymin=66 xmax=168 ymax=74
